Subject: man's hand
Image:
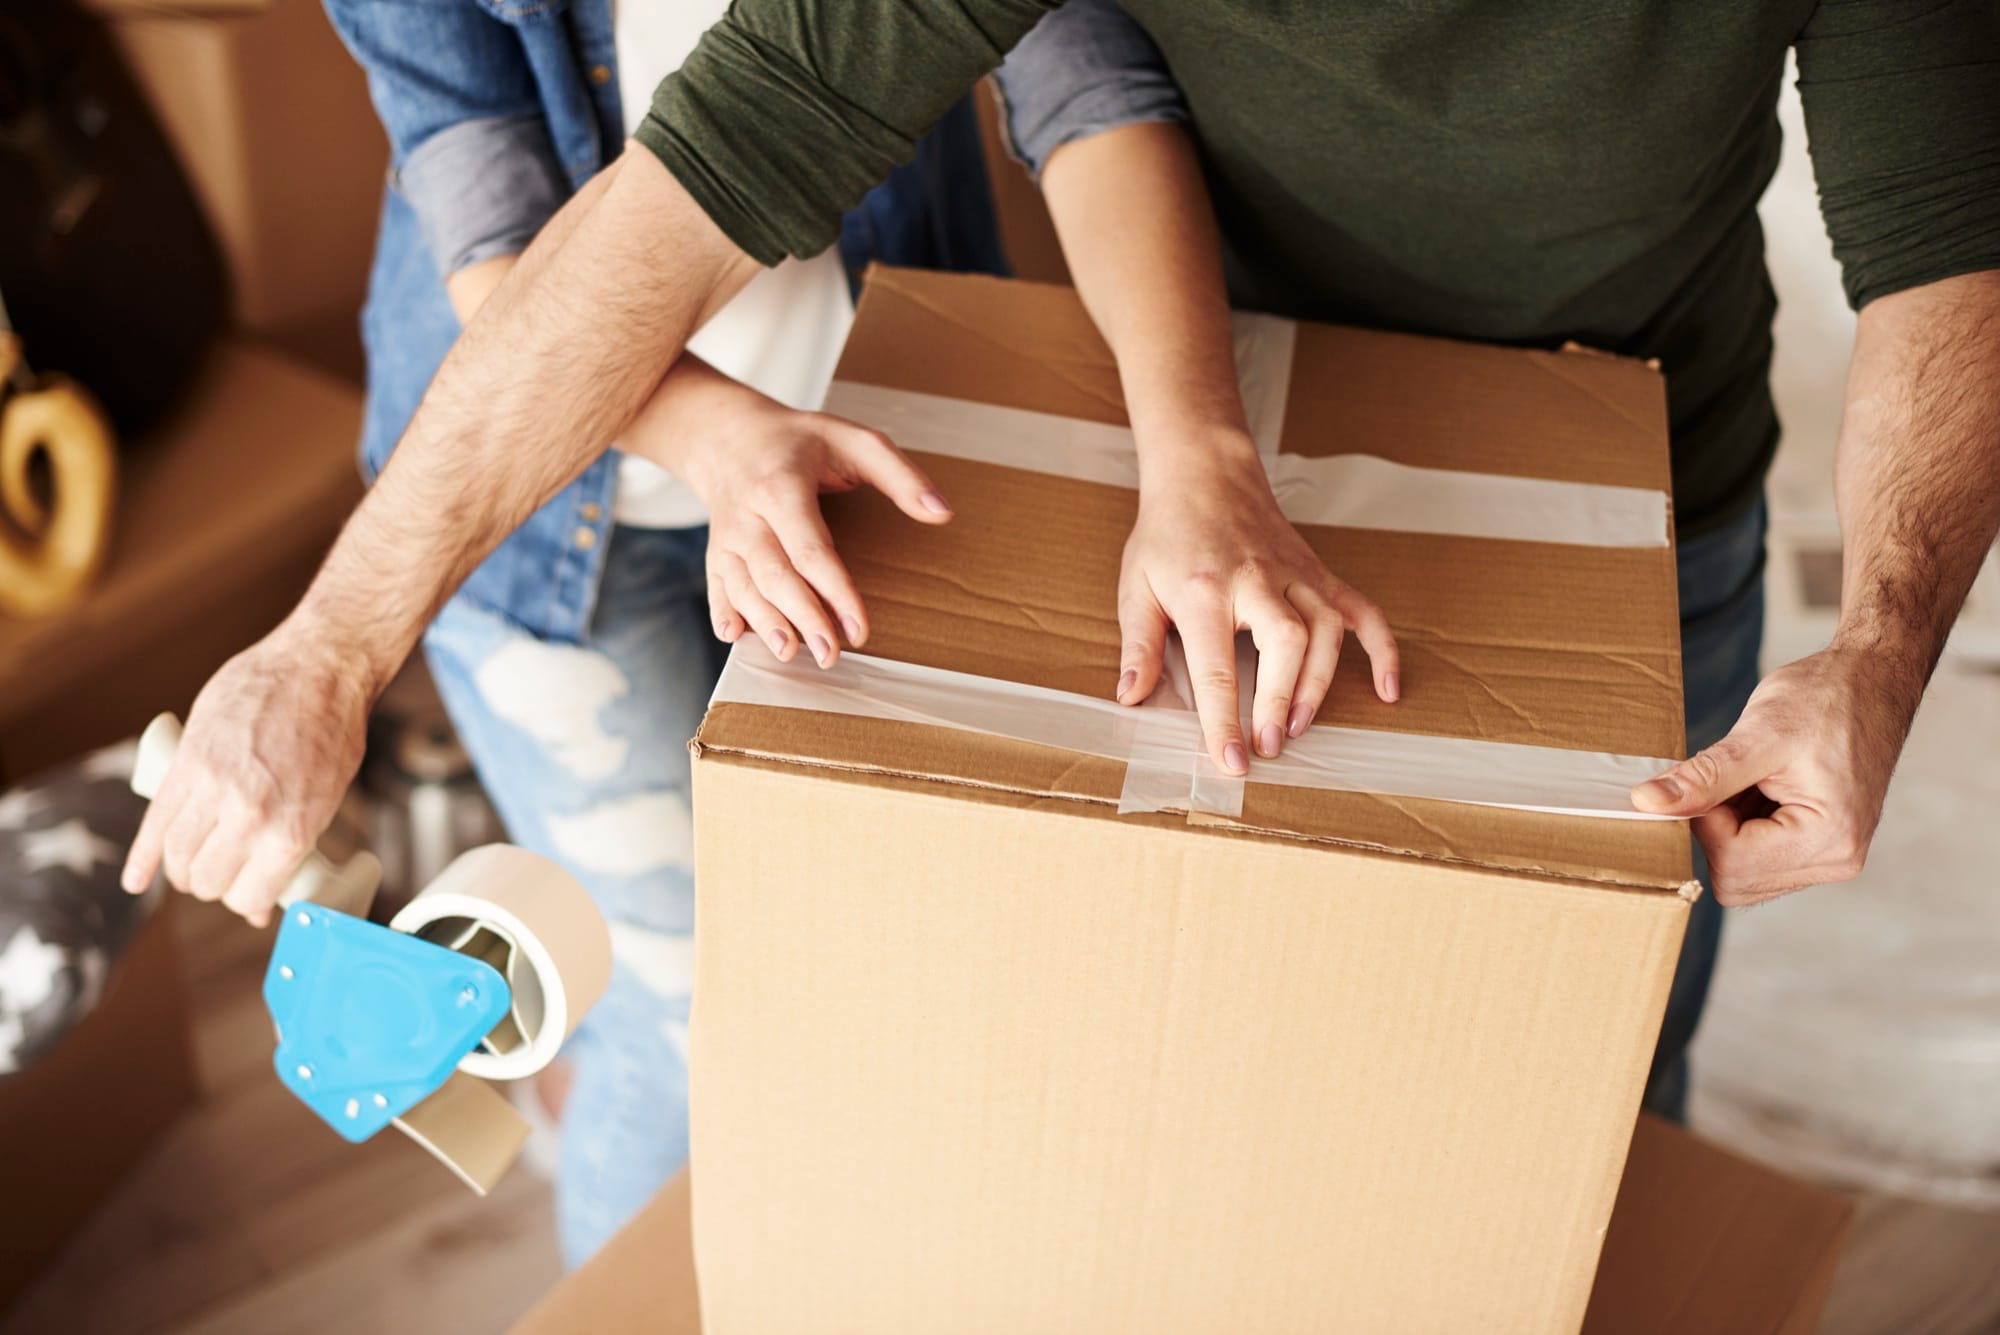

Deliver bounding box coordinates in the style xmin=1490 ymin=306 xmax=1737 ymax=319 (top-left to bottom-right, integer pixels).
xmin=1631 ymin=645 xmax=1920 ymax=905
xmin=120 ymin=623 xmax=373 ymax=927
xmin=620 ymin=361 xmax=953 ymax=665
xmin=1120 ymin=436 xmax=1399 ymax=776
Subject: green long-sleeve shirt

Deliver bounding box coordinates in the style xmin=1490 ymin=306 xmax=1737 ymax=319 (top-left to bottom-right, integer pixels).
xmin=636 ymin=1 xmax=2000 ymax=536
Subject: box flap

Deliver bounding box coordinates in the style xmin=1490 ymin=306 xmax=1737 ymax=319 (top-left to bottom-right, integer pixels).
xmin=699 ymin=268 xmax=1691 ymax=890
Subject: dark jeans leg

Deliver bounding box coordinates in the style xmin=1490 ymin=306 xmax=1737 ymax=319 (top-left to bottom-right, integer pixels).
xmin=1642 ymin=497 xmax=1768 ymax=1121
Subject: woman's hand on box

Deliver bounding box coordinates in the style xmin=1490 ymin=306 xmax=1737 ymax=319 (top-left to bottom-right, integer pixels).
xmin=620 ymin=359 xmax=953 ymax=665
xmin=1121 ymin=437 xmax=1400 ymax=775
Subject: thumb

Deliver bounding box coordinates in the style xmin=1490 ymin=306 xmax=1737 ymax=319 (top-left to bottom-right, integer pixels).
xmin=831 ymin=420 xmax=954 ymax=525
xmin=1632 ymin=729 xmax=1773 ymax=816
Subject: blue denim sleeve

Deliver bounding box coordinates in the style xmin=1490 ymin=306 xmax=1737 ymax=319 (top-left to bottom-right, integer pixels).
xmin=323 ymin=0 xmax=569 ymax=276
xmin=992 ymin=0 xmax=1190 ymax=182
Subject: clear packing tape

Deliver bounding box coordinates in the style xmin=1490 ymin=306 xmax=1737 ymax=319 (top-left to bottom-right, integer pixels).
xmin=714 ymin=644 xmax=1676 ymax=823
xmin=821 ymin=383 xmax=1671 ymax=549
xmin=790 ymin=320 xmax=1677 ymax=822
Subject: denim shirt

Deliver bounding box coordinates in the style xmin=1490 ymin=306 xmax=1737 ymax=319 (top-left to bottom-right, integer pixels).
xmin=325 ymin=0 xmax=1005 ymax=644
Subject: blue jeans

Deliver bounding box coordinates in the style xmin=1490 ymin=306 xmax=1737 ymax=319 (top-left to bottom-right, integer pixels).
xmin=1647 ymin=497 xmax=1768 ymax=1120
xmin=422 ymin=526 xmax=724 ymax=1267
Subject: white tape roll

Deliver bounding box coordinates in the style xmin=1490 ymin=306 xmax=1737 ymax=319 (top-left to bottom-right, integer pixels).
xmin=389 ymin=845 xmax=612 ymax=1082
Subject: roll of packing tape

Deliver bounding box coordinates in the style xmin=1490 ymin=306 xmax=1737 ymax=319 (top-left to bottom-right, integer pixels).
xmin=389 ymin=845 xmax=612 ymax=1082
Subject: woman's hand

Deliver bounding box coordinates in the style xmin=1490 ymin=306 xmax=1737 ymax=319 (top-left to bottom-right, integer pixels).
xmin=1121 ymin=432 xmax=1399 ymax=775
xmin=621 ymin=360 xmax=952 ymax=665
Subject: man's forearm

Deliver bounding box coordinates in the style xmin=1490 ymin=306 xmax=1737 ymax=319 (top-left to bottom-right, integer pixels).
xmin=1040 ymin=122 xmax=1256 ymax=477
xmin=288 ymin=146 xmax=758 ymax=695
xmin=1831 ymin=270 xmax=2000 ymax=708
xmin=444 ymin=253 xmax=519 ymax=325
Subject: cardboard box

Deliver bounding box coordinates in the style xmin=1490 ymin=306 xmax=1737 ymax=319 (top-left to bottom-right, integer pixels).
xmin=0 ymin=903 xmax=196 ymax=1308
xmin=512 ymin=1116 xmax=1853 ymax=1335
xmin=685 ymin=269 xmax=1697 ymax=1332
xmin=87 ymin=0 xmax=385 ymax=380
xmin=0 ymin=340 xmax=364 ymax=783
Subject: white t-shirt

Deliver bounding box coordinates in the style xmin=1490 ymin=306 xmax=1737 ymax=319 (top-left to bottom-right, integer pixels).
xmin=610 ymin=0 xmax=856 ymax=528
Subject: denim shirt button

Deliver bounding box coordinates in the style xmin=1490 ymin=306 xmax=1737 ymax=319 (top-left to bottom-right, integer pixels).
xmin=579 ymin=502 xmax=602 ymax=521
xmin=589 ymin=64 xmax=612 ymax=86
xmin=573 ymin=526 xmax=599 ymax=550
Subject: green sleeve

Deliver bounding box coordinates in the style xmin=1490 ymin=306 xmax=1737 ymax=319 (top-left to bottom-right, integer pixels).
xmin=635 ymin=0 xmax=1058 ymax=266
xmin=1795 ymin=0 xmax=2000 ymax=309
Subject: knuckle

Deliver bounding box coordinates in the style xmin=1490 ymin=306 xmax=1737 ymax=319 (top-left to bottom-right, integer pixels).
xmin=1823 ymin=833 xmax=1867 ymax=879
xmin=1268 ymin=618 xmax=1309 ymax=652
xmin=1182 ymin=570 xmax=1228 ymax=601
xmin=788 ymin=539 xmax=835 ymax=570
xmin=1296 ymin=668 xmax=1334 ymax=696
xmin=1680 ymin=750 xmax=1724 ymax=790
xmin=1196 ymin=667 xmax=1238 ymax=696
xmin=1235 ymin=557 xmax=1272 ymax=584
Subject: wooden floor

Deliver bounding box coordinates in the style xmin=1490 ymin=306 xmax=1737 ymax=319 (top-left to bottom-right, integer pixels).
xmin=5 ymin=899 xmax=1998 ymax=1335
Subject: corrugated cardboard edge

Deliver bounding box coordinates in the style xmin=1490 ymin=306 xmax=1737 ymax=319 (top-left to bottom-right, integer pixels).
xmin=689 ymin=734 xmax=1698 ymax=901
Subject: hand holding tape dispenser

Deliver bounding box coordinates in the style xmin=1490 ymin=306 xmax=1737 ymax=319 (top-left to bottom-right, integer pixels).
xmin=131 ymin=714 xmax=612 ymax=1194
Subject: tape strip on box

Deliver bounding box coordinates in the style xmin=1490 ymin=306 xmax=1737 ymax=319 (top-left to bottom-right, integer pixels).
xmin=821 ymin=382 xmax=1671 ymax=549
xmin=810 ymin=318 xmax=1671 ymax=821
xmin=711 ymin=643 xmax=1677 ymax=823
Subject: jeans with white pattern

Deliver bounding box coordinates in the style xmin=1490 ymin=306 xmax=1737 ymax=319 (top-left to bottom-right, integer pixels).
xmin=424 ymin=524 xmax=721 ymax=1267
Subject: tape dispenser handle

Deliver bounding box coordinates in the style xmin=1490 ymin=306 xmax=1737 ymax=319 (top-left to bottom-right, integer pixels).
xmin=131 ymin=713 xmax=381 ymax=919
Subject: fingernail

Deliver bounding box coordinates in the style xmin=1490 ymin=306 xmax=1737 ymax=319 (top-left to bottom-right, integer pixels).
xmin=1258 ymin=724 xmax=1281 ymax=758
xmin=718 ymin=618 xmax=738 ymax=640
xmin=765 ymin=629 xmax=788 ymax=657
xmin=1224 ymin=742 xmax=1248 ymax=775
xmin=1287 ymin=702 xmax=1314 ymax=738
xmin=919 ymin=491 xmax=952 ymax=516
xmin=1637 ymin=776 xmax=1684 ymax=807
xmin=841 ymin=615 xmax=863 ymax=645
xmin=1383 ymin=672 xmax=1401 ymax=703
xmin=810 ymin=635 xmax=833 ymax=667
xmin=1117 ymin=668 xmax=1137 ymax=700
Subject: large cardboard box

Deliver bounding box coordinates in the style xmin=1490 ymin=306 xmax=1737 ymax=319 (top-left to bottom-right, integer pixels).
xmin=512 ymin=1117 xmax=1854 ymax=1335
xmin=87 ymin=0 xmax=385 ymax=380
xmin=685 ymin=269 xmax=1698 ymax=1332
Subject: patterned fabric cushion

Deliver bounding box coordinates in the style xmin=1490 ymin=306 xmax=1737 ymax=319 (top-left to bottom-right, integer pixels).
xmin=0 ymin=741 xmax=157 ymax=1078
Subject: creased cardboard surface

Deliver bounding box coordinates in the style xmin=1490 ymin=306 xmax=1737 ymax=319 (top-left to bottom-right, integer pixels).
xmin=702 ymin=267 xmax=1690 ymax=888
xmin=513 ymin=1117 xmax=1850 ymax=1335
xmin=690 ymin=760 xmax=1687 ymax=1334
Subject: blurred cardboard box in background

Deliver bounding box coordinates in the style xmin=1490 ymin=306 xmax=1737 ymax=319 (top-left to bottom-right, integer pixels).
xmin=85 ymin=0 xmax=385 ymax=381
xmin=0 ymin=341 xmax=363 ymax=783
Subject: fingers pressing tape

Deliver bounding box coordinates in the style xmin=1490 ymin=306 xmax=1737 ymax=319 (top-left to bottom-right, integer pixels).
xmin=714 ymin=640 xmax=1679 ymax=822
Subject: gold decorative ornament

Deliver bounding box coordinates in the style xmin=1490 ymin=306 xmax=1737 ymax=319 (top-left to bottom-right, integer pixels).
xmin=0 ymin=331 xmax=118 ymax=618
